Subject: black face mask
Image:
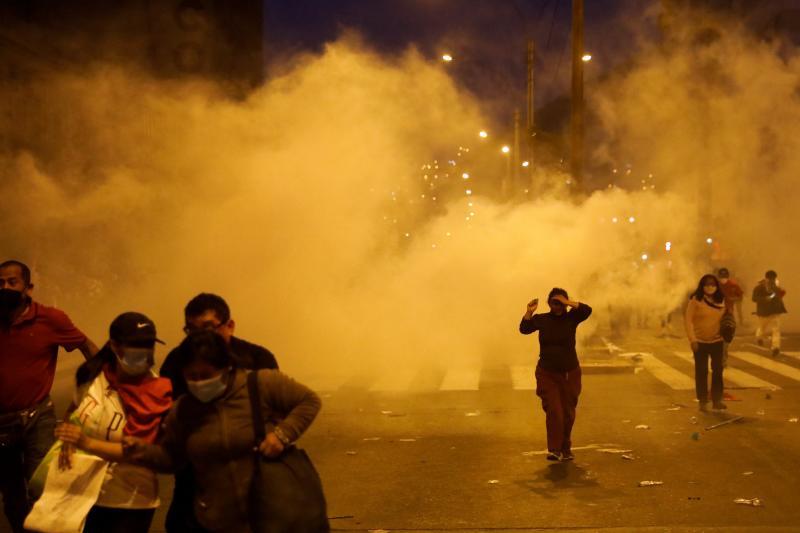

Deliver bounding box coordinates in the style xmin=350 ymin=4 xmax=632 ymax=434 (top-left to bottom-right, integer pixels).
xmin=0 ymin=289 xmax=25 ymax=320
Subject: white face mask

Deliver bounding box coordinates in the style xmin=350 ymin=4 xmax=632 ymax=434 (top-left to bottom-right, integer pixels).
xmin=115 ymin=347 xmax=153 ymax=376
xmin=187 ymin=371 xmax=229 ymax=403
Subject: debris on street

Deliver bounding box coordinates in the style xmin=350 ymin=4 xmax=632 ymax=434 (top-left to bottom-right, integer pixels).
xmin=638 ymin=480 xmax=664 ymax=487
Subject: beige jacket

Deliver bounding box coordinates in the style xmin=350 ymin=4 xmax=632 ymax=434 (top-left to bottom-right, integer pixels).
xmin=128 ymin=369 xmax=321 ymax=532
xmin=685 ymin=297 xmax=725 ymax=344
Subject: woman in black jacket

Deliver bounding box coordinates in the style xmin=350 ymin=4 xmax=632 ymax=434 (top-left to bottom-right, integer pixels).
xmin=520 ymin=288 xmax=592 ymax=462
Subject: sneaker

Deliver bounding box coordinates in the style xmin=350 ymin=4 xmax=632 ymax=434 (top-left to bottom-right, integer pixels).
xmin=712 ymin=402 xmax=728 ymax=410
xmin=561 ymin=450 xmax=574 ymax=461
xmin=772 ymin=348 xmax=780 ymax=357
xmin=699 ymin=402 xmax=709 ymax=412
xmin=546 ymin=451 xmax=562 ymax=461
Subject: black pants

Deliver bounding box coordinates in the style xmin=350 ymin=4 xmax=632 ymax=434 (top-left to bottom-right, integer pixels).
xmin=0 ymin=398 xmax=56 ymax=533
xmin=84 ymin=506 xmax=155 ymax=533
xmin=693 ymin=341 xmax=724 ymax=404
xmin=165 ymin=466 xmax=208 ymax=533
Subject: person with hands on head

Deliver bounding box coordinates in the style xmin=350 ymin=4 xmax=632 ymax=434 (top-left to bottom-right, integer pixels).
xmin=93 ymin=330 xmax=322 ymax=533
xmin=520 ymin=288 xmax=592 ymax=462
xmin=685 ymin=274 xmax=727 ymax=412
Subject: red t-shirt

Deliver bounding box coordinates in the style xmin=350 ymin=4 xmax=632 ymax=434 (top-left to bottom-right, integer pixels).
xmin=0 ymin=302 xmax=87 ymax=411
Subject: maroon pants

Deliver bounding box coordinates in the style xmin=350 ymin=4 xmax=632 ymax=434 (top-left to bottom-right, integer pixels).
xmin=535 ymin=365 xmax=582 ymax=453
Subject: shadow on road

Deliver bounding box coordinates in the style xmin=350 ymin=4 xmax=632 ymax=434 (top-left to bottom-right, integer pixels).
xmin=515 ymin=462 xmax=599 ymax=497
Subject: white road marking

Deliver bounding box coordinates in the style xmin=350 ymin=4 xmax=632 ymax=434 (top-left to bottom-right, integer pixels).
xmin=439 ymin=366 xmax=481 ymax=391
xmin=673 ymin=351 xmax=780 ymax=390
xmin=639 ymin=352 xmax=695 ymax=390
xmin=730 ymin=351 xmax=800 ymax=382
xmin=369 ymin=367 xmax=418 ymax=392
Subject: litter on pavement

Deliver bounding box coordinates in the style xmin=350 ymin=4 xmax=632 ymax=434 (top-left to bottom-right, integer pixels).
xmin=638 ymin=481 xmax=664 ymax=487
xmin=742 ymin=471 xmax=754 ymax=476
xmin=635 ymin=424 xmax=650 ymax=430
xmin=621 ymin=454 xmax=635 ymax=461
xmin=487 ymin=480 xmax=500 ymax=484
xmin=691 ymin=432 xmax=700 ymax=440
xmin=597 ymin=448 xmax=633 ymax=454
xmin=465 ymin=411 xmax=481 ymax=417
xmin=734 ymin=498 xmax=763 ymax=507
xmin=705 ymin=416 xmax=745 ymax=431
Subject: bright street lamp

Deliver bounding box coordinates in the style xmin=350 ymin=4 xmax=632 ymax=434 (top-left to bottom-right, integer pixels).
xmin=581 ymin=53 xmax=592 ymax=62
xmin=501 ymin=145 xmax=510 ymax=154
xmin=478 ymin=130 xmax=488 ymax=138
xmin=441 ymin=54 xmax=453 ymax=62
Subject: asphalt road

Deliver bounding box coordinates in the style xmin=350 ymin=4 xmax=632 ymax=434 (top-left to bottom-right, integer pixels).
xmin=4 ymin=331 xmax=800 ymax=532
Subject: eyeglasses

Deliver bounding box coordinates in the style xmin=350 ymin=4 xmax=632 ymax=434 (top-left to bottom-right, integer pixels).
xmin=183 ymin=322 xmax=224 ymax=334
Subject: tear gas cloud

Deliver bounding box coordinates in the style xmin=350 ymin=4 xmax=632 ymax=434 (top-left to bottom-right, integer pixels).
xmin=1 ymin=14 xmax=797 ymax=386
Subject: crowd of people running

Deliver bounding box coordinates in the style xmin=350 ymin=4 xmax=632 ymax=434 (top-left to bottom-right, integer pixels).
xmin=0 ymin=257 xmax=789 ymax=532
xmin=1 ymin=260 xmax=325 ymax=533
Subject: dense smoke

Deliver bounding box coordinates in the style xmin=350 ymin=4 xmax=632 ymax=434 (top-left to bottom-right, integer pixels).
xmin=1 ymin=13 xmax=797 ymax=386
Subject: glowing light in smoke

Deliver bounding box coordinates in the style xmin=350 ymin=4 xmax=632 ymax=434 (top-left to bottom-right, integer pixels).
xmin=641 ymin=253 xmax=649 ymax=261
xmin=665 ymin=241 xmax=672 ymax=251
xmin=582 ymin=54 xmax=592 ymax=62
xmin=501 ymin=146 xmax=510 ymax=154
xmin=441 ymin=54 xmax=453 ymax=62
xmin=465 ymin=189 xmax=473 ymax=195
xmin=521 ymin=161 xmax=530 ymax=167
xmin=628 ymin=216 xmax=636 ymax=223
xmin=706 ymin=237 xmax=713 ymax=244
xmin=462 ymin=172 xmax=470 ymax=180
xmin=479 ymin=130 xmax=488 ymax=138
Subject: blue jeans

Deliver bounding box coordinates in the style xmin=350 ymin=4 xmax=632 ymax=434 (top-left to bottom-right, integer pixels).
xmin=0 ymin=397 xmax=56 ymax=533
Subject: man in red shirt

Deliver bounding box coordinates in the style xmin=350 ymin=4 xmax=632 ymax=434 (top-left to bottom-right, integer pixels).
xmin=717 ymin=268 xmax=745 ymax=324
xmin=0 ymin=260 xmax=98 ymax=533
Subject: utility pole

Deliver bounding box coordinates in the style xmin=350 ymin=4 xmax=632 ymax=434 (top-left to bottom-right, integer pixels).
xmin=570 ymin=0 xmax=584 ymax=190
xmin=513 ymin=109 xmax=521 ymax=196
xmin=526 ymin=40 xmax=535 ymax=188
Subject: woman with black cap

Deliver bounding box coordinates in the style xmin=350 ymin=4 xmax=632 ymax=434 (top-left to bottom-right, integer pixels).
xmin=53 ymin=312 xmax=172 ymax=533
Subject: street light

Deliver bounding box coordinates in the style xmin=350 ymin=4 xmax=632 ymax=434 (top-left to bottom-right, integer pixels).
xmin=501 ymin=145 xmax=510 ymax=154
xmin=521 ymin=161 xmax=530 ymax=167
xmin=442 ymin=53 xmax=453 ymax=62
xmin=478 ymin=130 xmax=488 ymax=138
xmin=581 ymin=53 xmax=592 ymax=62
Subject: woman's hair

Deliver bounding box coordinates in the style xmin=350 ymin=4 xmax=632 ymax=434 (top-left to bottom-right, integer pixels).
xmin=75 ymin=342 xmax=117 ymax=388
xmin=692 ymin=274 xmax=724 ymax=304
xmin=548 ymin=287 xmax=569 ymax=302
xmin=174 ymin=330 xmax=232 ymax=371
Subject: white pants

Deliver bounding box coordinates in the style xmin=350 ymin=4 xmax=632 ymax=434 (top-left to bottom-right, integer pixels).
xmin=756 ymin=315 xmax=781 ymax=349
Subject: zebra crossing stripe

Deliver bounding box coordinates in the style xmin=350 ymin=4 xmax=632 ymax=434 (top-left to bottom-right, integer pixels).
xmin=639 ymin=353 xmax=695 ymax=390
xmin=510 ymin=365 xmax=537 ymax=390
xmin=673 ymin=351 xmax=780 ymax=390
xmin=369 ymin=367 xmax=418 ymax=392
xmin=730 ymin=351 xmax=800 ymax=382
xmin=439 ymin=367 xmax=481 ymax=391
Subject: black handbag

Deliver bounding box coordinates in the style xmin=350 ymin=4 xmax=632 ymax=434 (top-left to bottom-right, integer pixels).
xmin=720 ymin=310 xmax=736 ymax=343
xmin=246 ymin=371 xmax=330 ymax=533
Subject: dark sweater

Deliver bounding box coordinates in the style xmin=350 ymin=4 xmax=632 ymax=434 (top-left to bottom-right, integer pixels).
xmin=752 ymin=281 xmax=787 ymax=317
xmin=519 ymin=303 xmax=592 ymax=372
xmin=160 ymin=336 xmax=278 ymax=398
